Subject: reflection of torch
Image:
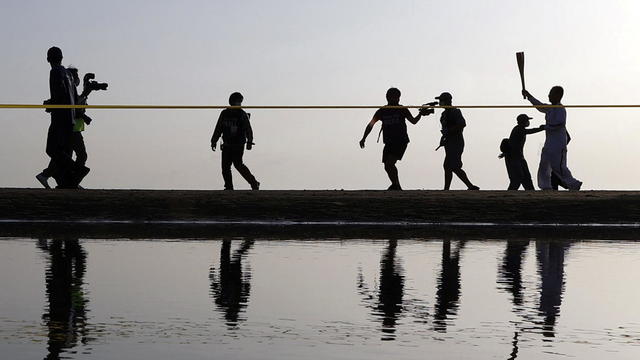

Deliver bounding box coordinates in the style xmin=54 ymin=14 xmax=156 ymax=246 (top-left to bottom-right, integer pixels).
xmin=516 ymin=52 xmax=526 ymax=98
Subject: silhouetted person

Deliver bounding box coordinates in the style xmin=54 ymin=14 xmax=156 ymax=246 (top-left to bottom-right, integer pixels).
xmin=523 ymin=87 xmax=582 ymax=190
xmin=536 ymin=240 xmax=570 ymax=338
xmin=376 ymin=240 xmax=405 ymax=339
xmin=210 ymin=239 xmax=254 ymax=327
xmin=498 ymin=240 xmax=529 ymax=308
xmin=356 ymin=239 xmax=406 ymax=340
xmin=36 ymin=47 xmax=77 ymax=189
xmin=500 ymin=114 xmax=544 ymax=190
xmin=434 ymin=239 xmax=465 ymax=332
xmin=39 ymin=238 xmax=88 ymax=360
xmin=38 ymin=67 xmax=93 ymax=188
xmin=436 ymin=92 xmax=479 ymax=190
xmin=359 ymin=88 xmax=432 ymax=190
xmin=211 ymin=92 xmax=260 ymax=190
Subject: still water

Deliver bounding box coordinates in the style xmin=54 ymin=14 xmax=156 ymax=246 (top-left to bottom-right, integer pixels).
xmin=1 ymin=237 xmax=639 ymax=359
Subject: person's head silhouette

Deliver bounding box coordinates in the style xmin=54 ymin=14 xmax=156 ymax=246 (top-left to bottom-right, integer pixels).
xmin=229 ymin=92 xmax=243 ymax=106
xmin=548 ymin=86 xmax=564 ymax=105
xmin=436 ymin=92 xmax=452 ymax=106
xmin=47 ymin=47 xmax=63 ymax=65
xmin=386 ymin=88 xmax=401 ymax=105
xmin=516 ymin=114 xmax=532 ymax=127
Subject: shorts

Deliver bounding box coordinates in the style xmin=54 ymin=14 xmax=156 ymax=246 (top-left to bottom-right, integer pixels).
xmin=382 ymin=142 xmax=408 ymax=163
xmin=443 ymin=144 xmax=463 ymax=171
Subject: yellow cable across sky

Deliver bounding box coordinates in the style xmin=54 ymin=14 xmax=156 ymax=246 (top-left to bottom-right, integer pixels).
xmin=0 ymin=104 xmax=639 ymax=110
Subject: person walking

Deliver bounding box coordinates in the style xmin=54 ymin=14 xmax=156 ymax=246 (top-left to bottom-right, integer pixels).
xmin=211 ymin=92 xmax=260 ymax=190
xmin=522 ymin=87 xmax=582 ymax=190
xmin=436 ymin=92 xmax=479 ymax=190
xmin=359 ymin=88 xmax=432 ymax=190
xmin=36 ymin=47 xmax=77 ymax=189
xmin=500 ymin=114 xmax=544 ymax=190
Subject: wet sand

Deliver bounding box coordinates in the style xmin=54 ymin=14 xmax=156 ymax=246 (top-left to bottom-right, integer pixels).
xmin=1 ymin=188 xmax=639 ymax=239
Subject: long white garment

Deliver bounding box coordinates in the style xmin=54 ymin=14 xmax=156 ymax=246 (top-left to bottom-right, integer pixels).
xmin=538 ymin=147 xmax=581 ymax=190
xmin=528 ymin=95 xmax=582 ymax=190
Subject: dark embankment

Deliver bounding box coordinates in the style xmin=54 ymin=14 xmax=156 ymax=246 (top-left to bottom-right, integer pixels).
xmin=1 ymin=188 xmax=640 ymax=239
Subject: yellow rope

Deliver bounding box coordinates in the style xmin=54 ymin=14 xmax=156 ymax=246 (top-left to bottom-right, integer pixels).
xmin=0 ymin=104 xmax=638 ymax=109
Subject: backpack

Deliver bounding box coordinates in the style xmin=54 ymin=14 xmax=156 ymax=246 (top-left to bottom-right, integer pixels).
xmin=499 ymin=138 xmax=511 ymax=154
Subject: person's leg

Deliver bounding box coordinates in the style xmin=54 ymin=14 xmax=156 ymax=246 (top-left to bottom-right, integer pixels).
xmin=506 ymin=157 xmax=520 ymax=190
xmin=46 ymin=125 xmax=75 ymax=188
xmin=384 ymin=160 xmax=400 ymax=190
xmin=553 ymin=149 xmax=582 ymax=190
xmin=72 ymin=132 xmax=87 ymax=167
xmin=550 ymin=173 xmax=560 ymax=190
xmin=71 ymin=132 xmax=90 ymax=187
xmin=520 ymin=159 xmax=535 ymax=190
xmin=453 ymin=168 xmax=478 ymax=189
xmin=444 ymin=169 xmax=453 ymax=190
xmin=231 ymin=146 xmax=259 ymax=189
xmin=221 ymin=146 xmax=234 ymax=190
xmin=537 ymin=149 xmax=553 ymax=190
xmin=382 ymin=144 xmax=404 ymax=190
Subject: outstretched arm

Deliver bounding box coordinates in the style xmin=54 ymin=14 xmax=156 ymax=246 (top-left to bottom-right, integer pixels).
xmin=522 ymin=90 xmax=550 ymax=114
xmin=406 ymin=108 xmax=427 ymax=124
xmin=524 ymin=126 xmax=545 ymax=135
xmin=359 ymin=115 xmax=380 ymax=149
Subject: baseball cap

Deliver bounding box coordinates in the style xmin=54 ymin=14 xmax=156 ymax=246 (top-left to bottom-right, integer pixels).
xmin=435 ymin=92 xmax=452 ymax=100
xmin=517 ymin=114 xmax=533 ymax=122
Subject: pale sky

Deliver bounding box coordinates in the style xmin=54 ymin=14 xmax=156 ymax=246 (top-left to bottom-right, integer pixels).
xmin=1 ymin=0 xmax=640 ymax=190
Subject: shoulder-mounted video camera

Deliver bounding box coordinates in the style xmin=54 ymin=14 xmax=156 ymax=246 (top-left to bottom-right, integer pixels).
xmin=83 ymin=73 xmax=108 ymax=93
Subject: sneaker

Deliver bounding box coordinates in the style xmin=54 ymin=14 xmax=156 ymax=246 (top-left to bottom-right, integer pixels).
xmin=251 ymin=181 xmax=260 ymax=190
xmin=467 ymin=185 xmax=480 ymax=191
xmin=36 ymin=173 xmax=50 ymax=189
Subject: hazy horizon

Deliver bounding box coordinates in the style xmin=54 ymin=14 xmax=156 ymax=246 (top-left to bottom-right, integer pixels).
xmin=2 ymin=0 xmax=640 ymax=190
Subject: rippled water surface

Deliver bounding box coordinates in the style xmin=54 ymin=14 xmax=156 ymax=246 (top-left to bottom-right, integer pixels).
xmin=1 ymin=237 xmax=639 ymax=359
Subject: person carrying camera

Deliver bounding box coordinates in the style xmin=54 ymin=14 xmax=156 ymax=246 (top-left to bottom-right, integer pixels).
xmin=359 ymin=87 xmax=432 ymax=190
xmin=436 ymin=92 xmax=479 ymax=191
xmin=37 ymin=67 xmax=103 ymax=188
xmin=211 ymin=92 xmax=260 ymax=190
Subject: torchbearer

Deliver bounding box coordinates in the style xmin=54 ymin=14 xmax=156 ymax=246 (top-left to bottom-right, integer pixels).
xmin=522 ymin=87 xmax=582 ymax=190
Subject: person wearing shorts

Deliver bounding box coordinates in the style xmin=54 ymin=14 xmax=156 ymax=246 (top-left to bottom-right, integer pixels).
xmin=436 ymin=92 xmax=479 ymax=190
xmin=359 ymin=88 xmax=432 ymax=190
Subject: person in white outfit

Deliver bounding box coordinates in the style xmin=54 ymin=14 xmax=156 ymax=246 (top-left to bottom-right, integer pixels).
xmin=522 ymin=87 xmax=582 ymax=190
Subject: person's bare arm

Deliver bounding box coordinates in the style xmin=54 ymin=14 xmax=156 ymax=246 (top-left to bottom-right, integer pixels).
xmin=406 ymin=108 xmax=424 ymax=124
xmin=211 ymin=113 xmax=224 ymax=151
xmin=524 ymin=125 xmax=545 ymax=135
xmin=522 ymin=90 xmax=550 ymax=114
xmin=359 ymin=115 xmax=380 ymax=149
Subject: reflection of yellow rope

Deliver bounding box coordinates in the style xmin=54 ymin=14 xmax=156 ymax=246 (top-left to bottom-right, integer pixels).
xmin=0 ymin=104 xmax=639 ymax=109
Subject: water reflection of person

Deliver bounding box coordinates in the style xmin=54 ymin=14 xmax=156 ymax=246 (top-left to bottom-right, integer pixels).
xmin=434 ymin=240 xmax=465 ymax=332
xmin=499 ymin=240 xmax=529 ymax=308
xmin=376 ymin=239 xmax=404 ymax=339
xmin=498 ymin=240 xmax=529 ymax=360
xmin=356 ymin=240 xmax=405 ymax=340
xmin=209 ymin=239 xmax=254 ymax=327
xmin=38 ymin=238 xmax=88 ymax=360
xmin=536 ymin=241 xmax=570 ymax=338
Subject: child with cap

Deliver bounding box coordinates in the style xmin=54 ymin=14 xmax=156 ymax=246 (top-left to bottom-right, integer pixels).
xmin=499 ymin=114 xmax=544 ymax=190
